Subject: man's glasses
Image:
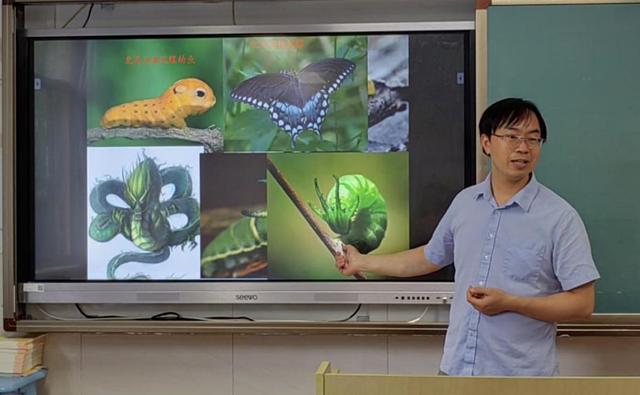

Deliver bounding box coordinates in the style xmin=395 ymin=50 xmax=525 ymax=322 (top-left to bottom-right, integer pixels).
xmin=492 ymin=134 xmax=543 ymax=148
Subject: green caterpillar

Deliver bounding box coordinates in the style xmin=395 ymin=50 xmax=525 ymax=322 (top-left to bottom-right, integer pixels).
xmin=310 ymin=174 xmax=387 ymax=254
xmin=201 ymin=211 xmax=267 ymax=278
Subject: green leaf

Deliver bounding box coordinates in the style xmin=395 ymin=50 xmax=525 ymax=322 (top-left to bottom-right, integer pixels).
xmin=224 ymin=109 xmax=278 ymax=151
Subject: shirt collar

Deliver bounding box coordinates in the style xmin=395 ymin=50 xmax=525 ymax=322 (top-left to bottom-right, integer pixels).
xmin=474 ymin=173 xmax=540 ymax=212
xmin=474 ymin=175 xmax=493 ymax=202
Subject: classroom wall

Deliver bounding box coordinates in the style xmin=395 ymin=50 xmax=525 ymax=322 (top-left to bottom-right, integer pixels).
xmin=37 ymin=334 xmax=640 ymax=395
xmin=1 ymin=2 xmax=639 ymax=394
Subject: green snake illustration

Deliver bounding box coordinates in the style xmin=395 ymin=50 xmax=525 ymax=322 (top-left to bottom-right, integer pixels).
xmin=89 ymin=156 xmax=200 ymax=279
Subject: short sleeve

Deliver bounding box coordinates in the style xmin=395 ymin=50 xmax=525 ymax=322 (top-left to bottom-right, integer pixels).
xmin=424 ymin=197 xmax=457 ymax=267
xmin=552 ymin=209 xmax=600 ymax=291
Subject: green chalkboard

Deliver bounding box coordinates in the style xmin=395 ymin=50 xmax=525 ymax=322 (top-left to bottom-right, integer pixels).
xmin=488 ymin=4 xmax=640 ymax=313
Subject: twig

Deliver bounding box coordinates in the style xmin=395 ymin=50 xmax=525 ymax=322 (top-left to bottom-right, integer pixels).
xmin=266 ymin=158 xmax=366 ymax=280
xmin=368 ymin=80 xmax=408 ymax=128
xmin=87 ymin=126 xmax=224 ymax=153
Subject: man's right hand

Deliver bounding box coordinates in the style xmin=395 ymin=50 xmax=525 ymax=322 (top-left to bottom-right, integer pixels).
xmin=335 ymin=244 xmax=442 ymax=279
xmin=335 ymin=245 xmax=366 ymax=277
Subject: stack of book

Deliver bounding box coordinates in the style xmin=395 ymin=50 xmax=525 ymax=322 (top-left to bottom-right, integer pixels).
xmin=0 ymin=334 xmax=46 ymax=375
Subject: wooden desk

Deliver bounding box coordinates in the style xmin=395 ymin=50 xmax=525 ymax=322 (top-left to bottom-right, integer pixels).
xmin=316 ymin=361 xmax=640 ymax=395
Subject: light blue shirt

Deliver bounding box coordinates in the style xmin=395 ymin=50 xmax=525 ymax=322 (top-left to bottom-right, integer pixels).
xmin=425 ymin=174 xmax=600 ymax=376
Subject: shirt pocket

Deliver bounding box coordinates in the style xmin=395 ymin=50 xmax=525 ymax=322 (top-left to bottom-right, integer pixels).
xmin=503 ymin=242 xmax=546 ymax=283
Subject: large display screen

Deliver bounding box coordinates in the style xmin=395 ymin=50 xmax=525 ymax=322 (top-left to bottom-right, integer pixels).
xmin=21 ymin=31 xmax=472 ymax=283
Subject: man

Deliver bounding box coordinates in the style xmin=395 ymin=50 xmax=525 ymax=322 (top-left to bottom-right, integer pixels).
xmin=336 ymin=98 xmax=600 ymax=376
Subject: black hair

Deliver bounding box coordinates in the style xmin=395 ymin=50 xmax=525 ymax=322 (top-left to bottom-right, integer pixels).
xmin=479 ymin=98 xmax=547 ymax=141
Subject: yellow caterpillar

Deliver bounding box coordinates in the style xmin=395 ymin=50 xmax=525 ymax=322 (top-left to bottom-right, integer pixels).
xmin=101 ymin=78 xmax=216 ymax=129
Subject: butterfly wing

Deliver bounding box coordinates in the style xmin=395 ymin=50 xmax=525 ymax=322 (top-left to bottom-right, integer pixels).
xmin=298 ymin=58 xmax=356 ymax=99
xmin=300 ymin=90 xmax=329 ymax=133
xmin=297 ymin=58 xmax=356 ymax=135
xmin=231 ymin=73 xmax=306 ymax=142
xmin=231 ymin=72 xmax=301 ymax=110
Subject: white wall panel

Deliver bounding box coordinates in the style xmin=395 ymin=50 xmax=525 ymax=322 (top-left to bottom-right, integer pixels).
xmin=41 ymin=333 xmax=83 ymax=395
xmin=236 ymin=0 xmax=474 ymax=24
xmin=24 ymin=0 xmax=474 ymax=29
xmin=26 ymin=2 xmax=234 ymax=28
xmin=557 ymin=336 xmax=640 ymax=376
xmin=233 ymin=334 xmax=387 ymax=395
xmin=81 ymin=333 xmax=233 ymax=395
xmin=388 ymin=335 xmax=443 ymax=375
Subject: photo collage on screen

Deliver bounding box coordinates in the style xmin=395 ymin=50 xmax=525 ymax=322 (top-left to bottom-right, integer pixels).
xmin=85 ymin=35 xmax=413 ymax=281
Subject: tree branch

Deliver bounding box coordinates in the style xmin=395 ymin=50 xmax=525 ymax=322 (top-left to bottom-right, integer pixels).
xmin=368 ymin=80 xmax=408 ymax=128
xmin=87 ymin=126 xmax=224 ymax=153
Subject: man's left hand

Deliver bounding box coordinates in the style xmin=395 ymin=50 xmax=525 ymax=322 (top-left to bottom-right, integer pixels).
xmin=466 ymin=286 xmax=515 ymax=316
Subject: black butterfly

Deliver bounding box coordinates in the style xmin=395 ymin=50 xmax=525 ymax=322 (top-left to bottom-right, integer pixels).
xmin=230 ymin=58 xmax=356 ymax=147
